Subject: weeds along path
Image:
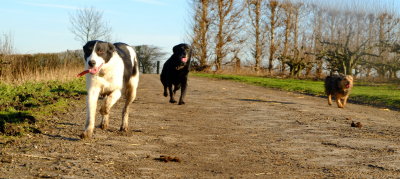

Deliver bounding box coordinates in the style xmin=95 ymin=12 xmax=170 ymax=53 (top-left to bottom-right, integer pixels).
xmin=1 ymin=74 xmax=400 ymax=178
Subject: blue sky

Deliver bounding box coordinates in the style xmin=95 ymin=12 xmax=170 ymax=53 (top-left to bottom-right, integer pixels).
xmin=1 ymin=0 xmax=399 ymax=55
xmin=0 ymin=0 xmax=189 ymax=54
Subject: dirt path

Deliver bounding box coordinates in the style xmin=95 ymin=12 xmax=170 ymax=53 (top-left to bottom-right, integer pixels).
xmin=1 ymin=74 xmax=400 ymax=178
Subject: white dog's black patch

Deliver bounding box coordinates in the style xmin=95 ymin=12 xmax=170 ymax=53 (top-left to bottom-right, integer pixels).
xmin=79 ymin=40 xmax=139 ymax=139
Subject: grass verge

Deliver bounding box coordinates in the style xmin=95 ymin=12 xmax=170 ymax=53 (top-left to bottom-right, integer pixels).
xmin=0 ymin=78 xmax=86 ymax=137
xmin=192 ymin=73 xmax=400 ymax=110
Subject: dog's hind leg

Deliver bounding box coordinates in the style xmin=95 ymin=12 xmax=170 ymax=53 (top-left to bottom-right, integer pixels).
xmin=178 ymin=82 xmax=187 ymax=105
xmin=81 ymin=87 xmax=101 ymax=139
xmin=99 ymin=91 xmax=121 ymax=130
xmin=327 ymin=94 xmax=332 ymax=105
xmin=121 ymin=78 xmax=138 ymax=132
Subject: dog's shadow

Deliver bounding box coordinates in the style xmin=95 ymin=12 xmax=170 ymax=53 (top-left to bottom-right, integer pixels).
xmin=235 ymin=98 xmax=296 ymax=105
xmin=43 ymin=122 xmax=81 ymax=141
xmin=43 ymin=133 xmax=80 ymax=141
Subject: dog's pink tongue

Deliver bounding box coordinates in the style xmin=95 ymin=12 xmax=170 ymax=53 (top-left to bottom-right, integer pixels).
xmin=346 ymin=84 xmax=350 ymax=88
xmin=77 ymin=70 xmax=89 ymax=77
xmin=181 ymin=57 xmax=187 ymax=63
xmin=76 ymin=64 xmax=103 ymax=77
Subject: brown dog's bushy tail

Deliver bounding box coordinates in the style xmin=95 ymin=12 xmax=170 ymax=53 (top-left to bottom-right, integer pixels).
xmin=324 ymin=75 xmax=333 ymax=95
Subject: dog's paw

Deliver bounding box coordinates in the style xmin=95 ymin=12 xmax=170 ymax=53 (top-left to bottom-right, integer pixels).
xmin=79 ymin=131 xmax=92 ymax=139
xmin=100 ymin=123 xmax=108 ymax=130
xmin=163 ymin=92 xmax=168 ymax=97
xmin=178 ymin=101 xmax=185 ymax=105
xmin=169 ymin=99 xmax=177 ymax=103
xmin=120 ymin=126 xmax=129 ymax=132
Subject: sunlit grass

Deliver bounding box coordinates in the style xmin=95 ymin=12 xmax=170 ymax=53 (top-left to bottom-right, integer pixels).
xmin=193 ymin=73 xmax=400 ymax=110
xmin=0 ymin=78 xmax=86 ymax=136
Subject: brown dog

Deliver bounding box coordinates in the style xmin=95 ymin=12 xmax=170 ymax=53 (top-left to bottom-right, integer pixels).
xmin=324 ymin=75 xmax=353 ymax=108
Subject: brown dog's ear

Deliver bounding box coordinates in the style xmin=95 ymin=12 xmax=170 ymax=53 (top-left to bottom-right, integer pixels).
xmin=346 ymin=75 xmax=353 ymax=81
xmin=107 ymin=42 xmax=115 ymax=53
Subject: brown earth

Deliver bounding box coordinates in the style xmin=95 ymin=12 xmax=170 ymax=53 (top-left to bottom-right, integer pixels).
xmin=1 ymin=74 xmax=400 ymax=178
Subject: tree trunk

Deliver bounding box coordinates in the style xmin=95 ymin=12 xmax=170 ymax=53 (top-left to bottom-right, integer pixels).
xmin=281 ymin=3 xmax=292 ymax=73
xmin=267 ymin=0 xmax=279 ymax=74
xmin=199 ymin=0 xmax=209 ymax=67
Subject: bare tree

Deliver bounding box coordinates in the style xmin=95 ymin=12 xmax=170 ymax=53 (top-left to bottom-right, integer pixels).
xmin=212 ymin=0 xmax=244 ymax=71
xmin=135 ymin=45 xmax=166 ymax=74
xmin=246 ymin=0 xmax=266 ymax=73
xmin=280 ymin=2 xmax=311 ymax=77
xmin=69 ymin=7 xmax=112 ymax=44
xmin=311 ymin=5 xmax=324 ymax=78
xmin=266 ymin=0 xmax=280 ymax=74
xmin=279 ymin=1 xmax=294 ymax=73
xmin=373 ymin=12 xmax=400 ymax=79
xmin=0 ymin=32 xmax=15 ymax=55
xmin=0 ymin=31 xmax=15 ymax=77
xmin=190 ymin=0 xmax=212 ymax=70
xmin=320 ymin=30 xmax=377 ymax=75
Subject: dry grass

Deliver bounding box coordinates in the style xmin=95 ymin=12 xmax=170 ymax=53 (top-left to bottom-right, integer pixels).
xmin=0 ymin=51 xmax=83 ymax=84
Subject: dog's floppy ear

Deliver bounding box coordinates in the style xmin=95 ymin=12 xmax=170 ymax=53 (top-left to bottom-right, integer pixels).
xmin=346 ymin=75 xmax=353 ymax=81
xmin=172 ymin=44 xmax=180 ymax=54
xmin=107 ymin=42 xmax=116 ymax=53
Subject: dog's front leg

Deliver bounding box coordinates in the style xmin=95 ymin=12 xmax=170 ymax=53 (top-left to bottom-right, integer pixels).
xmin=178 ymin=82 xmax=187 ymax=105
xmin=81 ymin=87 xmax=101 ymax=139
xmin=100 ymin=90 xmax=122 ymax=130
xmin=342 ymin=95 xmax=349 ymax=108
xmin=163 ymin=85 xmax=168 ymax=97
xmin=335 ymin=95 xmax=344 ymax=108
xmin=168 ymin=85 xmax=176 ymax=103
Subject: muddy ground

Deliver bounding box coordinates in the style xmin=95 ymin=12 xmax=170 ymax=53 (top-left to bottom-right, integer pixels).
xmin=1 ymin=74 xmax=400 ymax=178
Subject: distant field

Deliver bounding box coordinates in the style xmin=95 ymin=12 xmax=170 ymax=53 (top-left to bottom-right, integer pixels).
xmin=192 ymin=73 xmax=400 ymax=110
xmin=0 ymin=78 xmax=86 ymax=136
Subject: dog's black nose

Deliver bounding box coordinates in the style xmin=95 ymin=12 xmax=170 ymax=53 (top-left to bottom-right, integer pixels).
xmin=88 ymin=60 xmax=96 ymax=67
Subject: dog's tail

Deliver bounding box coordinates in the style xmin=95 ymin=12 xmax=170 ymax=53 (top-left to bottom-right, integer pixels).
xmin=324 ymin=76 xmax=333 ymax=94
xmin=132 ymin=51 xmax=139 ymax=77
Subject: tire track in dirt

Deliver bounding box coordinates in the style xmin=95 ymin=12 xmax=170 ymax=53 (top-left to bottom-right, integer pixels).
xmin=1 ymin=74 xmax=399 ymax=178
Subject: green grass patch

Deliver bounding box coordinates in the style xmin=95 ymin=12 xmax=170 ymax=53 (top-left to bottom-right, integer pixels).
xmin=0 ymin=78 xmax=86 ymax=136
xmin=192 ymin=73 xmax=400 ymax=110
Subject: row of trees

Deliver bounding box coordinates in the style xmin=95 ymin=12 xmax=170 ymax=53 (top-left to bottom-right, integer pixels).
xmin=189 ymin=0 xmax=400 ymax=79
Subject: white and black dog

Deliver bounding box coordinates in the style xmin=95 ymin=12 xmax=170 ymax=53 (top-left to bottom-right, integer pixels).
xmin=78 ymin=40 xmax=139 ymax=139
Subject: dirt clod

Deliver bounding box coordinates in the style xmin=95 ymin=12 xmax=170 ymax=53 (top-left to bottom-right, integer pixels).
xmin=154 ymin=155 xmax=181 ymax=163
xmin=351 ymin=121 xmax=362 ymax=128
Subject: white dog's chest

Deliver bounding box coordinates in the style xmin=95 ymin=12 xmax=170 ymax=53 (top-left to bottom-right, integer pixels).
xmin=88 ymin=72 xmax=123 ymax=94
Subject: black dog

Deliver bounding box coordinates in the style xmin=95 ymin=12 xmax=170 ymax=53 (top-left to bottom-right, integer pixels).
xmin=160 ymin=43 xmax=191 ymax=105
